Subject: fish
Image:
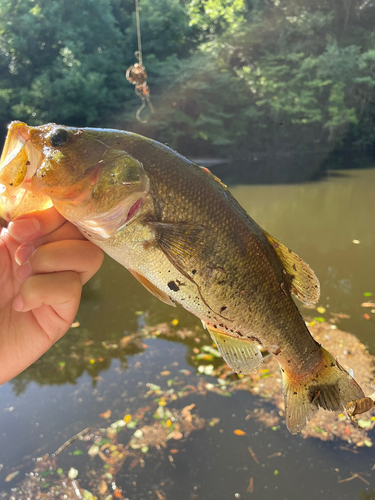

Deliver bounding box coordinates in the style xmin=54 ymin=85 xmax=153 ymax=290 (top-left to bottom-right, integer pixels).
xmin=0 ymin=121 xmax=365 ymax=433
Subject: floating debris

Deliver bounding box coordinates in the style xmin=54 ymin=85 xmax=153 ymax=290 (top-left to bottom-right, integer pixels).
xmin=99 ymin=409 xmax=112 ymax=419
xmin=233 ymin=429 xmax=246 ymax=436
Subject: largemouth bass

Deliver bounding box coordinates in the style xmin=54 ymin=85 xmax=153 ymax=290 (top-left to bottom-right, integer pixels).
xmin=0 ymin=121 xmax=364 ymax=433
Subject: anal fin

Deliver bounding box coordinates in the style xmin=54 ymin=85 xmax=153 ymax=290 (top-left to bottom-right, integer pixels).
xmin=128 ymin=269 xmax=176 ymax=307
xmin=205 ymin=324 xmax=263 ymax=374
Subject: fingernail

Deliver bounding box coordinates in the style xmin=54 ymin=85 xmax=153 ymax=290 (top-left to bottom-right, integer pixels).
xmin=15 ymin=261 xmax=32 ymax=282
xmin=15 ymin=243 xmax=35 ymax=265
xmin=13 ymin=295 xmax=24 ymax=311
xmin=8 ymin=218 xmax=40 ymax=241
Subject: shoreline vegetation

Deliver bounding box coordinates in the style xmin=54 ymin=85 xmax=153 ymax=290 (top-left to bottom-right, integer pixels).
xmin=0 ymin=0 xmax=374 ymax=183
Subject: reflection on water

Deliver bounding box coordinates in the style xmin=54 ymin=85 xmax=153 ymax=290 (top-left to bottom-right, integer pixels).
xmin=1 ymin=169 xmax=375 ymax=499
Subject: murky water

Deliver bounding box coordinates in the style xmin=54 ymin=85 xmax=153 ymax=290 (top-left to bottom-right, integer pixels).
xmin=1 ymin=168 xmax=375 ymax=500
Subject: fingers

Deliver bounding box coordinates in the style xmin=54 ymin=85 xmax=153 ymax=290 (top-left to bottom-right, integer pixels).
xmin=15 ymin=239 xmax=104 ymax=285
xmin=13 ymin=271 xmax=82 ymax=322
xmin=8 ymin=207 xmax=67 ymax=242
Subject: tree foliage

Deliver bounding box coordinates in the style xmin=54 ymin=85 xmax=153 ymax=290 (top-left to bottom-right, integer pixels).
xmin=0 ymin=0 xmax=374 ymax=157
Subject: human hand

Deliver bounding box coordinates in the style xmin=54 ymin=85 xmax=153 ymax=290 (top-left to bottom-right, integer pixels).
xmin=0 ymin=207 xmax=104 ymax=384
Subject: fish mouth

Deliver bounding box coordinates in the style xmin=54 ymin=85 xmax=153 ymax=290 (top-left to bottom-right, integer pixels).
xmin=72 ymin=194 xmax=145 ymax=240
xmin=0 ymin=122 xmax=52 ymax=221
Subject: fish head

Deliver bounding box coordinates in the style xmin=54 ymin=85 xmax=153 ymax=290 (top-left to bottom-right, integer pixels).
xmin=1 ymin=122 xmax=150 ymax=239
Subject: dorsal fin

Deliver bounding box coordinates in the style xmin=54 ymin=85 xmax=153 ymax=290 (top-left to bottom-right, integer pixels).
xmin=264 ymin=231 xmax=320 ymax=305
xmin=200 ymin=166 xmax=228 ymax=189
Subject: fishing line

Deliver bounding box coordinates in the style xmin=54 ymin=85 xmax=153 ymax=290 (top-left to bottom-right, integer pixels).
xmin=125 ymin=0 xmax=155 ymax=123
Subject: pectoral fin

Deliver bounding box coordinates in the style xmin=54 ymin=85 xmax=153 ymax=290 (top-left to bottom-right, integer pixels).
xmin=128 ymin=269 xmax=175 ymax=307
xmin=206 ymin=325 xmax=263 ymax=374
xmin=149 ymin=221 xmax=208 ymax=275
xmin=264 ymin=231 xmax=320 ymax=305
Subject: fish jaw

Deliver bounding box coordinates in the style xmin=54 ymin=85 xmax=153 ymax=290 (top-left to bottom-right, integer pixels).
xmin=0 ymin=122 xmax=52 ymax=222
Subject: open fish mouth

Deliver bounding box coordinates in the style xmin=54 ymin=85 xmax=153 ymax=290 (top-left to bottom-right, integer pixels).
xmin=0 ymin=122 xmax=52 ymax=222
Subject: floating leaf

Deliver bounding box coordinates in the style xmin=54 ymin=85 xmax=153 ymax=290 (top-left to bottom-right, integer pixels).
xmin=134 ymin=429 xmax=143 ymax=439
xmin=171 ymin=319 xmax=179 ymax=326
xmin=99 ymin=410 xmax=112 ymax=419
xmin=72 ymin=450 xmax=84 ymax=456
xmin=196 ymin=353 xmax=214 ymax=360
xmin=313 ymin=317 xmax=325 ymax=323
xmin=147 ymin=383 xmax=161 ymax=391
xmin=111 ymin=420 xmax=126 ymax=429
xmin=106 ymin=427 xmax=117 ymax=439
xmin=68 ymin=468 xmax=78 ymax=480
xmin=364 ymin=292 xmax=373 ymax=297
xmin=202 ymin=346 xmax=221 ymax=357
xmin=124 ymin=414 xmax=132 ymax=424
xmin=57 ymin=468 xmax=63 ymax=475
xmin=352 ymin=240 xmax=360 ymax=244
xmin=5 ymin=471 xmax=19 ymax=482
xmin=217 ymin=391 xmax=232 ymax=397
xmin=234 ymin=429 xmax=246 ymax=436
xmin=71 ymin=321 xmax=80 ymax=328
xmin=364 ymin=439 xmax=373 ymax=447
xmin=99 ymin=481 xmax=108 ymax=495
xmin=88 ymin=445 xmax=100 ymax=457
xmin=198 ymin=364 xmax=214 ymax=375
xmin=127 ymin=421 xmax=137 ymax=429
xmin=170 ymin=431 xmax=183 ymax=440
xmin=130 ymin=442 xmax=142 ymax=449
xmin=316 ymin=306 xmax=326 ymax=314
xmin=141 ymin=446 xmax=149 ymax=453
xmin=274 ymin=470 xmax=279 ymax=476
xmin=83 ymin=490 xmax=96 ymax=500
xmin=160 ymin=371 xmax=171 ymax=376
xmin=179 ymin=369 xmax=191 ymax=375
xmin=364 ymin=314 xmax=371 ymax=320
xmin=358 ymin=419 xmax=372 ymax=428
xmin=101 ymin=341 xmax=118 ymax=350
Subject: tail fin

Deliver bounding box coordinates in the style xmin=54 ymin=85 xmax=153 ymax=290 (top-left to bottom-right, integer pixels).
xmin=282 ymin=346 xmax=365 ymax=434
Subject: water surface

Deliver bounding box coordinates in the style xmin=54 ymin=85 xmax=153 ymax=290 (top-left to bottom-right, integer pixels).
xmin=1 ymin=168 xmax=375 ymax=500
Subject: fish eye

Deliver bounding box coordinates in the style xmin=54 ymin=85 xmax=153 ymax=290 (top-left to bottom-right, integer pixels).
xmin=49 ymin=128 xmax=70 ymax=147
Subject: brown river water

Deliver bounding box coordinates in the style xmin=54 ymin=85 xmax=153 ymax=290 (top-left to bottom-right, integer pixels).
xmin=0 ymin=167 xmax=375 ymax=500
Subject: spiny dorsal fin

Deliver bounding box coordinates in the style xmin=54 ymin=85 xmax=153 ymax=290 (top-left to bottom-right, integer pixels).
xmin=206 ymin=324 xmax=263 ymax=374
xmin=200 ymin=166 xmax=228 ymax=189
xmin=128 ymin=269 xmax=176 ymax=307
xmin=264 ymin=231 xmax=320 ymax=306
